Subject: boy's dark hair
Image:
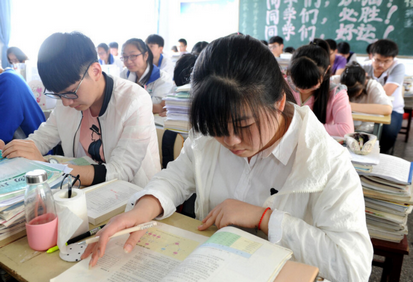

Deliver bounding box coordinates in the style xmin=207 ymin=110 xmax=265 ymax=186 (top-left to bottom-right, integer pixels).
xmin=337 ymin=42 xmax=350 ymax=55
xmin=7 ymin=47 xmax=28 ymax=63
xmin=371 ymin=39 xmax=398 ymax=57
xmin=178 ymin=38 xmax=187 ymax=46
xmin=190 ymin=34 xmax=295 ymax=139
xmin=145 ymin=34 xmax=165 ymax=47
xmin=97 ymin=43 xmax=109 ymax=52
xmin=288 ymin=38 xmax=331 ymax=124
xmin=174 ymin=54 xmax=197 ymax=86
xmin=109 ymin=42 xmax=118 ymax=49
xmin=122 ymin=38 xmax=154 ymax=86
xmin=269 ymin=36 xmax=283 ymax=45
xmin=284 ymin=46 xmax=295 ymax=54
xmin=366 ymin=43 xmax=373 ymax=54
xmin=260 ymin=40 xmax=268 ymax=46
xmin=38 ymin=32 xmax=97 ymax=93
xmin=191 ymin=41 xmax=209 ymax=55
xmin=325 ymin=39 xmax=337 ymax=51
xmin=340 ymin=62 xmax=368 ymax=100
xmin=171 ymin=46 xmax=178 ymax=52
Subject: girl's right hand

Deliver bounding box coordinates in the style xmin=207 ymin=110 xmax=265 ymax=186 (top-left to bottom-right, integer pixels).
xmin=81 ymin=195 xmax=163 ymax=268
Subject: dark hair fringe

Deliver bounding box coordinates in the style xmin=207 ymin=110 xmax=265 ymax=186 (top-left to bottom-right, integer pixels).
xmin=174 ymin=53 xmax=197 ymax=86
xmin=145 ymin=34 xmax=165 ymax=47
xmin=37 ymin=32 xmax=97 ymax=93
xmin=97 ymin=43 xmax=109 ymax=52
xmin=371 ymin=39 xmax=398 ymax=58
xmin=190 ymin=35 xmax=295 ymax=141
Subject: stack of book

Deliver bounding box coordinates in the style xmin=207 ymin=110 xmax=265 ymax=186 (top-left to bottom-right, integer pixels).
xmin=0 ymin=154 xmax=69 ymax=242
xmin=163 ymin=84 xmax=191 ymax=134
xmin=357 ymin=154 xmax=413 ymax=243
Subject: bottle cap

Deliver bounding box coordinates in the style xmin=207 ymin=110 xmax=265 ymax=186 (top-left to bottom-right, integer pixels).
xmin=25 ymin=170 xmax=48 ymax=184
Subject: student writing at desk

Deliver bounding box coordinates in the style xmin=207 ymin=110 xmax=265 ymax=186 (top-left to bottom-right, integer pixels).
xmin=0 ymin=32 xmax=160 ymax=187
xmin=83 ymin=35 xmax=373 ymax=282
xmin=287 ymin=39 xmax=354 ymax=137
xmin=362 ymin=39 xmax=405 ymax=154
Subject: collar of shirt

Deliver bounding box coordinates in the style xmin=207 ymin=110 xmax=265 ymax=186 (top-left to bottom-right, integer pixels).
xmin=258 ymin=106 xmax=301 ymax=166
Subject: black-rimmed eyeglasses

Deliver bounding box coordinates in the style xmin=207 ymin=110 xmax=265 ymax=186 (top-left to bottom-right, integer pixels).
xmin=43 ymin=61 xmax=96 ymax=99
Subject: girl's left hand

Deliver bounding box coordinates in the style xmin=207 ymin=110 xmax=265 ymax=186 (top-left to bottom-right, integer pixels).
xmin=198 ymin=199 xmax=267 ymax=230
xmin=1 ymin=140 xmax=45 ymax=162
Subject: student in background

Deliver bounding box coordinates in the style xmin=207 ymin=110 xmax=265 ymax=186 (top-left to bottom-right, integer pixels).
xmin=0 ymin=32 xmax=160 ymax=187
xmin=287 ymin=39 xmax=354 ymax=137
xmin=366 ymin=43 xmax=373 ymax=60
xmin=191 ymin=41 xmax=208 ymax=56
xmin=171 ymin=46 xmax=178 ymax=53
xmin=268 ymin=36 xmax=284 ymax=58
xmin=109 ymin=42 xmax=119 ymax=57
xmin=178 ymin=38 xmax=188 ymax=53
xmin=284 ymin=46 xmax=295 ymax=54
xmin=83 ymin=35 xmax=373 ymax=282
xmin=326 ymin=39 xmax=346 ymax=75
xmin=97 ymin=43 xmax=124 ymax=70
xmin=7 ymin=47 xmax=28 ymax=65
xmin=332 ymin=62 xmax=392 ymax=115
xmin=173 ymin=53 xmax=196 ymax=87
xmin=120 ymin=38 xmax=173 ymax=114
xmin=337 ymin=41 xmax=358 ymax=65
xmin=145 ymin=34 xmax=174 ymax=76
xmin=0 ymin=68 xmax=45 ymax=143
xmin=362 ymin=39 xmax=405 ymax=154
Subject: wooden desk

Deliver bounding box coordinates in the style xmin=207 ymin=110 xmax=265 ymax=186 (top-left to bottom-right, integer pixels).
xmin=372 ymin=235 xmax=410 ymax=282
xmin=352 ymin=113 xmax=391 ymax=139
xmin=0 ymin=213 xmax=318 ymax=282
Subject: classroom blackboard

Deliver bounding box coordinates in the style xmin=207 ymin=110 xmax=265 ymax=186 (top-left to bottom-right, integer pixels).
xmin=239 ymin=0 xmax=413 ymax=56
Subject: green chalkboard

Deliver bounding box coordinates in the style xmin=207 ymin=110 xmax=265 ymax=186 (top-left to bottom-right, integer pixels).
xmin=239 ymin=0 xmax=413 ymax=56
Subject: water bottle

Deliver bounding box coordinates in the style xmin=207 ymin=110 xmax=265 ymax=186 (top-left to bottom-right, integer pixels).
xmin=24 ymin=169 xmax=58 ymax=251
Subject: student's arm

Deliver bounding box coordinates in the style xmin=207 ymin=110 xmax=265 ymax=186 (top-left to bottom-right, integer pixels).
xmin=335 ymin=68 xmax=345 ymax=76
xmin=82 ymin=195 xmax=163 ymax=268
xmin=350 ymin=102 xmax=392 ymax=115
xmin=267 ymin=154 xmax=373 ymax=281
xmin=0 ymin=75 xmax=25 ymax=143
xmin=324 ymin=88 xmax=354 ymax=137
xmin=384 ymin=63 xmax=405 ymax=96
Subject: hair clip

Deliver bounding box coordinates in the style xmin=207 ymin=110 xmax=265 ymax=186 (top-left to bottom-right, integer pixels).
xmin=345 ymin=68 xmax=349 ymax=74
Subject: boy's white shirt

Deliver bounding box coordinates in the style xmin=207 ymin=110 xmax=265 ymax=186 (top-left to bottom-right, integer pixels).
xmin=28 ymin=75 xmax=161 ymax=188
xmin=127 ymin=104 xmax=373 ymax=282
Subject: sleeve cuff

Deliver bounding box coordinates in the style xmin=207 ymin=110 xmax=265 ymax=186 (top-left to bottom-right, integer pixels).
xmin=268 ymin=209 xmax=287 ymax=243
xmin=91 ymin=164 xmax=107 ymax=185
xmin=125 ymin=189 xmax=177 ymax=220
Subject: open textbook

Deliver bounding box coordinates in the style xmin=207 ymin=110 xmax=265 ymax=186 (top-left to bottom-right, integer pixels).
xmin=52 ymin=222 xmax=293 ymax=282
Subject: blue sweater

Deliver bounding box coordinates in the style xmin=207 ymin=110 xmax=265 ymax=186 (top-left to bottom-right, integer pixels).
xmin=0 ymin=69 xmax=46 ymax=143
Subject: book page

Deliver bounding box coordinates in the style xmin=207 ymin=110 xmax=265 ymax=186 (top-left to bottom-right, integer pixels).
xmin=162 ymin=226 xmax=292 ymax=282
xmin=85 ymin=180 xmax=142 ymax=220
xmin=51 ymin=223 xmax=209 ymax=282
xmin=359 ymin=154 xmax=412 ymax=185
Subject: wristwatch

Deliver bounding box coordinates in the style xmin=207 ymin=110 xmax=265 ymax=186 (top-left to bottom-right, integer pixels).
xmin=48 ymin=157 xmax=59 ymax=164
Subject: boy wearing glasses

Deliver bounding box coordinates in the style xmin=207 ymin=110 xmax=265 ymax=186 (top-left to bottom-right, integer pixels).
xmin=362 ymin=39 xmax=405 ymax=154
xmin=0 ymin=32 xmax=161 ymax=187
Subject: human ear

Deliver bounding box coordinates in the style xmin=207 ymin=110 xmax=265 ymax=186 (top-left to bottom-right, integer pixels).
xmin=274 ymin=93 xmax=287 ymax=112
xmin=90 ymin=62 xmax=102 ymax=82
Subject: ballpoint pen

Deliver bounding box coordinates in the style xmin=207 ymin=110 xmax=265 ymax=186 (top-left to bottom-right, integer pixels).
xmin=46 ymin=224 xmax=106 ymax=253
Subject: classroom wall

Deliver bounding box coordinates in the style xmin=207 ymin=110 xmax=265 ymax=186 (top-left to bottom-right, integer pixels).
xmin=158 ymin=0 xmax=239 ymax=54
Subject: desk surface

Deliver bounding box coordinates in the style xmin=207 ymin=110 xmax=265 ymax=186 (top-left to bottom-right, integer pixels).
xmin=352 ymin=113 xmax=391 ymax=125
xmin=0 ymin=213 xmax=318 ymax=282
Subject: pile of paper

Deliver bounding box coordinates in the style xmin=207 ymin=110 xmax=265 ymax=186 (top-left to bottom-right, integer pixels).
xmin=163 ymin=84 xmax=191 ymax=134
xmin=356 ymin=153 xmax=413 ymax=243
xmin=0 ymin=154 xmax=70 ymax=241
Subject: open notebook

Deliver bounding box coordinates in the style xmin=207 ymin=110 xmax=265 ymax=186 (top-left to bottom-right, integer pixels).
xmin=51 ymin=222 xmax=292 ymax=282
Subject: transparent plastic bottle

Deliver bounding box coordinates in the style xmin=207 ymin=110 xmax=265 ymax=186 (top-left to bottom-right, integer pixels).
xmin=24 ymin=169 xmax=58 ymax=251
